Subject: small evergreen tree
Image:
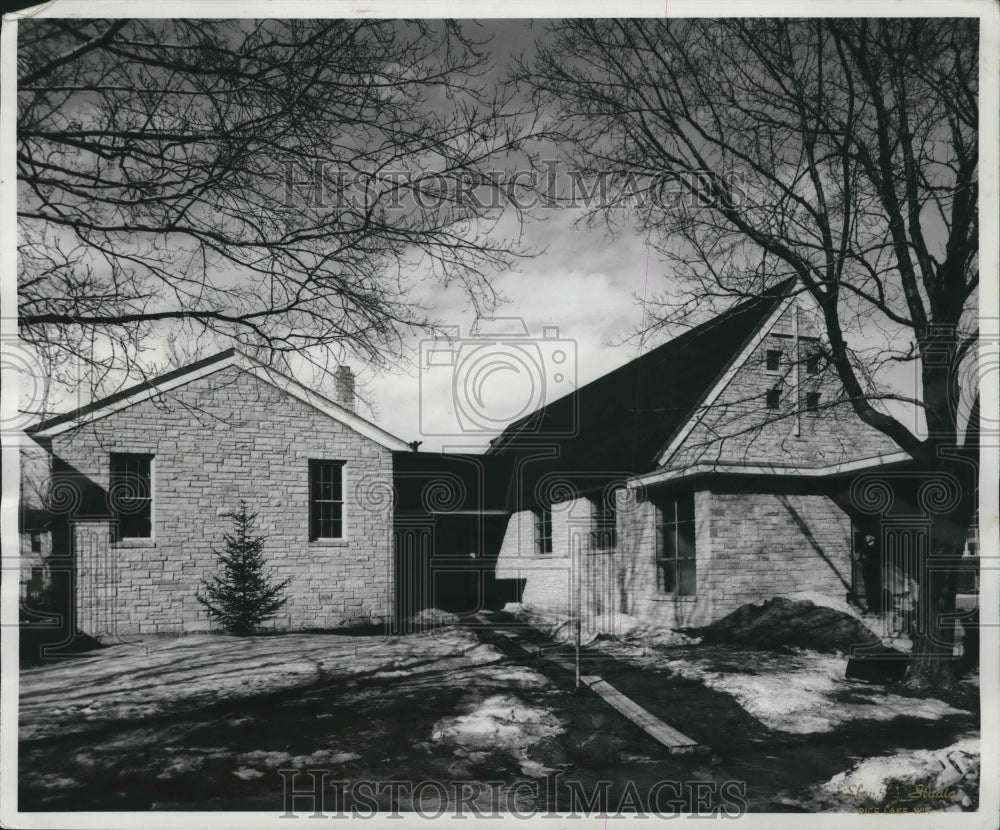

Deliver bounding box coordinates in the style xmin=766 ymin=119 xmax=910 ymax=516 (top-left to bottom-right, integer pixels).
xmin=197 ymin=501 xmax=290 ymax=635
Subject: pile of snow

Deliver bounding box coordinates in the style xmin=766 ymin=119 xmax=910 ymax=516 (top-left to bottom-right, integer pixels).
xmin=800 ymin=736 xmax=980 ymax=812
xmin=784 ymin=591 xmax=862 ymax=620
xmin=409 ymin=608 xmax=460 ymax=626
xmin=691 ymin=597 xmax=881 ymax=653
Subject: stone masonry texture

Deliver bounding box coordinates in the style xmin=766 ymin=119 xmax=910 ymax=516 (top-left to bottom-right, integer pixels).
xmin=42 ymin=366 xmax=394 ymax=637
xmin=496 ymin=308 xmax=876 ymax=627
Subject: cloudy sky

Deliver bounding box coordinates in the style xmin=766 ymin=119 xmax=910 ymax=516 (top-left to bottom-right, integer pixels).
xmin=365 ymin=209 xmax=662 ymax=452
xmin=14 ymin=15 xmax=934 ymax=449
xmin=355 ymin=20 xmax=671 ymax=452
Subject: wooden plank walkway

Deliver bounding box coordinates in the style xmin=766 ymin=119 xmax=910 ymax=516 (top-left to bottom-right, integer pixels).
xmin=581 ymin=676 xmax=700 ymax=754
xmin=474 ymin=615 xmax=703 ymax=755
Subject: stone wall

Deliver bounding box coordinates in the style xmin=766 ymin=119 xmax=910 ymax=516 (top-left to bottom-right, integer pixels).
xmin=45 ymin=365 xmax=394 ymax=636
xmin=664 ymin=306 xmax=899 ymax=471
xmin=698 ymin=490 xmax=854 ymax=615
xmin=493 ymin=300 xmax=886 ymax=629
xmin=497 ymin=486 xmax=855 ymax=629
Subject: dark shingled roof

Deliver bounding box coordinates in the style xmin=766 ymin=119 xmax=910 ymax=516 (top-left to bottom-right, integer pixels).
xmin=27 ymin=349 xmax=236 ymax=435
xmin=485 ymin=280 xmax=796 ymax=480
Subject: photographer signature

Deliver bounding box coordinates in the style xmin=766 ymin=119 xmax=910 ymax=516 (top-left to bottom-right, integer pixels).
xmin=839 ymin=782 xmax=957 ymax=801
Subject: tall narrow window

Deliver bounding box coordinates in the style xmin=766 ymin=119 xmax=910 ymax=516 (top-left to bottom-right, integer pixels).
xmin=765 ymin=349 xmax=782 ymax=371
xmin=534 ymin=507 xmax=553 ymax=556
xmin=806 ymin=351 xmax=822 ymax=375
xmin=805 ymin=391 xmax=821 ymax=413
xmin=309 ymin=460 xmax=345 ymax=540
xmin=655 ymin=494 xmax=696 ymax=595
xmin=766 ymin=387 xmax=781 ymax=410
xmin=110 ymin=453 xmax=153 ymax=542
xmin=590 ymin=495 xmax=617 ymax=551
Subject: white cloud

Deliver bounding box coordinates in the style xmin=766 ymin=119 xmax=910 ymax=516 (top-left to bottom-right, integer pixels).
xmin=368 ymin=220 xmax=662 ymax=451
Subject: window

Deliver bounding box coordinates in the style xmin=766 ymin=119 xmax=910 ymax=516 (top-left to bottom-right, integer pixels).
xmin=655 ymin=494 xmax=696 ymax=595
xmin=765 ymin=349 xmax=782 ymax=371
xmin=534 ymin=507 xmax=553 ymax=555
xmin=766 ymin=387 xmax=781 ymax=410
xmin=806 ymin=351 xmax=822 ymax=375
xmin=30 ymin=532 xmax=41 ymax=553
xmin=110 ymin=453 xmax=153 ymax=542
xmin=805 ymin=392 xmax=821 ymax=413
xmin=309 ymin=460 xmax=345 ymax=540
xmin=590 ymin=496 xmax=617 ymax=550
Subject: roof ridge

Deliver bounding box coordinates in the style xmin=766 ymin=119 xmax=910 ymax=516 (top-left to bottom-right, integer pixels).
xmin=487 ymin=279 xmax=796 ymax=456
xmin=27 ymin=348 xmax=238 ymax=434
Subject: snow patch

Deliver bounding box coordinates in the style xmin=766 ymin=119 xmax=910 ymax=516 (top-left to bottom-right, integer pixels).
xmin=233 ymin=768 xmax=265 ymax=780
xmin=237 ymin=750 xmax=293 ymax=767
xmin=503 ymin=603 xmax=695 ymax=648
xmin=432 ymin=694 xmax=563 ymax=756
xmin=24 ymin=774 xmax=83 ymax=791
xmin=662 ymin=652 xmax=967 ymax=733
xmin=156 ymin=752 xmax=219 ymax=778
xmin=410 ymin=608 xmax=460 ymax=626
xmin=289 ymin=750 xmax=360 ymax=766
xmin=20 ymin=629 xmax=499 ymax=741
xmin=809 ymin=736 xmax=981 ymax=811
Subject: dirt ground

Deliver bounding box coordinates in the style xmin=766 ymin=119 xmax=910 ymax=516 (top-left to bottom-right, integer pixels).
xmin=17 ymin=614 xmax=979 ymax=815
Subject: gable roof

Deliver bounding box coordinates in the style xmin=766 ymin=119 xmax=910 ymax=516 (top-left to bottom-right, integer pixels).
xmin=485 ymin=279 xmax=797 ymax=477
xmin=27 ymin=349 xmax=412 ymax=452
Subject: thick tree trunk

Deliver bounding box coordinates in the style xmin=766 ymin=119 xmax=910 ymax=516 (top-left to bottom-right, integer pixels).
xmin=906 ymin=533 xmax=963 ymax=690
xmin=904 ymin=469 xmax=977 ymax=691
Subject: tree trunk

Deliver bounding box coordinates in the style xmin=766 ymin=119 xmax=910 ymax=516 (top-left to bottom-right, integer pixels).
xmin=906 ymin=539 xmax=960 ymax=689
xmin=905 ymin=486 xmax=975 ymax=691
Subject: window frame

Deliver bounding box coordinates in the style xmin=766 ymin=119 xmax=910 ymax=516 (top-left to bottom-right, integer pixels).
xmin=109 ymin=453 xmax=154 ymax=543
xmin=309 ymin=459 xmax=346 ymax=541
xmin=534 ymin=506 xmax=553 ymax=556
xmin=805 ymin=391 xmax=821 ymax=414
xmin=654 ymin=493 xmax=697 ymax=596
xmin=765 ymin=348 xmax=782 ymax=372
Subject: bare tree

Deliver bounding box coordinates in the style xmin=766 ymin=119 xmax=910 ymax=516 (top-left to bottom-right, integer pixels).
xmin=524 ymin=18 xmax=979 ymax=688
xmin=17 ymin=18 xmax=536 ymax=402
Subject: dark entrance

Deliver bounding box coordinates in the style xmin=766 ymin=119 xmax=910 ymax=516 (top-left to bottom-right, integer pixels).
xmin=393 ymin=512 xmax=519 ymax=622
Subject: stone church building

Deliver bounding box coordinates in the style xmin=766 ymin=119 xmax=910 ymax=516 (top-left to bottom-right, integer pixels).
xmin=22 ymin=280 xmax=969 ymax=638
xmin=487 ymin=282 xmax=914 ymax=628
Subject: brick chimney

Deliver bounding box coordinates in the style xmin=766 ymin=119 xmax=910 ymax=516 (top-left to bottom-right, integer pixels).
xmin=334 ymin=365 xmax=355 ymax=412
